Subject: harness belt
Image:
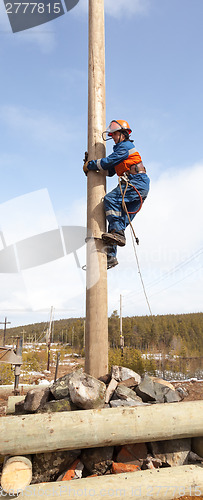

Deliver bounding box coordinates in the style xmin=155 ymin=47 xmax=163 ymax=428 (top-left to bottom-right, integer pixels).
xmin=126 ymin=161 xmax=146 ymax=175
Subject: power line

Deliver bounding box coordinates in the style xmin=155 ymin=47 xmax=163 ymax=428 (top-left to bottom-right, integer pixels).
xmin=146 ymin=247 xmax=203 ymax=290
xmin=129 ymin=225 xmax=153 ymax=316
xmin=122 ymin=245 xmax=203 ymax=305
xmin=149 ymin=264 xmax=203 ymax=298
xmin=118 ymin=176 xmax=153 ymax=317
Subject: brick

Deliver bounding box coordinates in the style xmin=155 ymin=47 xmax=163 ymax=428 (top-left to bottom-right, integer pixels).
xmin=111 ymin=462 xmax=140 ymax=474
xmin=116 ymin=443 xmax=147 ymax=466
xmin=62 ymin=459 xmax=81 ymax=481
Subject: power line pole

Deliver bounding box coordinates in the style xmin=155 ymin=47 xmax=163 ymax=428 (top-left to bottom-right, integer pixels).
xmin=47 ymin=306 xmax=53 ymax=371
xmin=0 ymin=317 xmax=11 ymax=346
xmin=85 ymin=0 xmax=108 ymax=378
xmin=120 ymin=295 xmax=124 ymax=356
xmin=21 ymin=329 xmax=26 ymax=346
xmin=14 ymin=336 xmax=23 ymax=395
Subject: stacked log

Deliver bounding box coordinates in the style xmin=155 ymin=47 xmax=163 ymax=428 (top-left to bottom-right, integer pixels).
xmin=0 ymin=367 xmax=203 ymax=499
xmin=13 ymin=464 xmax=203 ymax=500
xmin=1 ymin=455 xmax=32 ymax=494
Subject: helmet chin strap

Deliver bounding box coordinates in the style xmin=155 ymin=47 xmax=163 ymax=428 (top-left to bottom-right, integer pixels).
xmin=118 ymin=131 xmax=125 ymax=143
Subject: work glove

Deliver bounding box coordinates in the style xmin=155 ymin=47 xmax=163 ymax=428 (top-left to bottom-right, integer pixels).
xmin=83 ymin=151 xmax=89 ymax=175
xmin=83 ymin=161 xmax=89 ymax=175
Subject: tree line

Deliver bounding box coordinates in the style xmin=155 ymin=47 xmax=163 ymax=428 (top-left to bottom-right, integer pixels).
xmin=3 ymin=312 xmax=203 ymax=357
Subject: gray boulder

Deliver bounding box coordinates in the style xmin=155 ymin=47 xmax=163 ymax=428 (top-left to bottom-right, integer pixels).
xmin=37 ymin=399 xmax=77 ymax=413
xmin=15 ymin=400 xmax=26 ymax=415
xmin=118 ymin=377 xmax=140 ymax=389
xmin=115 ymin=384 xmax=143 ymax=403
xmin=24 ymin=387 xmax=50 ymax=413
xmin=176 ymin=386 xmax=189 ymax=400
xmin=50 ymin=373 xmax=71 ymax=400
xmin=164 ymin=388 xmax=181 ymax=403
xmin=150 ymin=438 xmax=191 ymax=466
xmin=136 ymin=374 xmax=181 ymax=403
xmin=111 ymin=366 xmax=141 ymax=384
xmin=68 ymin=369 xmax=106 ymax=410
xmin=192 ymin=437 xmax=203 ymax=458
xmin=110 ymin=399 xmax=147 ymax=408
xmin=81 ymin=447 xmax=114 ymax=475
xmin=136 ymin=374 xmax=157 ymax=402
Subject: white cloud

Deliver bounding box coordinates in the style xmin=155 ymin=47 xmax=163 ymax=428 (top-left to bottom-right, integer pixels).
xmin=51 ymin=67 xmax=86 ymax=86
xmin=22 ymin=252 xmax=85 ymax=311
xmin=57 ymin=197 xmax=86 ymax=227
xmin=0 ymin=189 xmax=93 ymax=319
xmin=104 ymin=0 xmax=149 ymax=18
xmin=0 ymin=189 xmax=58 ymax=245
xmin=17 ymin=26 xmax=56 ymax=54
xmin=76 ymin=0 xmax=150 ymax=19
xmin=0 ymin=105 xmax=73 ymax=147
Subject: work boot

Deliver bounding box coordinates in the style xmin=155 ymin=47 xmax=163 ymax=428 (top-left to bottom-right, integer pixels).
xmin=102 ymin=230 xmax=126 ymax=247
xmin=107 ymin=256 xmax=118 ymax=269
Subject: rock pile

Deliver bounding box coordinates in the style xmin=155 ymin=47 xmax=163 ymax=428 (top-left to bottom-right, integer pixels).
xmin=15 ymin=366 xmax=182 ymax=415
xmin=9 ymin=366 xmax=202 ymax=487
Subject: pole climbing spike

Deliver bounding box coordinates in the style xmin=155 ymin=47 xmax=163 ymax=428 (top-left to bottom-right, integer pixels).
xmin=102 ymin=230 xmax=126 ymax=247
xmin=107 ymin=256 xmax=118 ymax=270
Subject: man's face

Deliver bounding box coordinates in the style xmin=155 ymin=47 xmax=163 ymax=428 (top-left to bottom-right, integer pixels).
xmin=111 ymin=131 xmax=125 ymax=144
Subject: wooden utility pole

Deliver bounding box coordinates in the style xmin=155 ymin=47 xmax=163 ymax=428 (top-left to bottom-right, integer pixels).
xmin=47 ymin=306 xmax=53 ymax=371
xmin=14 ymin=336 xmax=23 ymax=394
xmin=0 ymin=317 xmax=11 ymax=346
xmin=72 ymin=326 xmax=74 ymax=348
xmin=120 ymin=294 xmax=124 ymax=355
xmin=20 ymin=329 xmax=26 ymax=345
xmin=85 ymin=0 xmax=108 ymax=377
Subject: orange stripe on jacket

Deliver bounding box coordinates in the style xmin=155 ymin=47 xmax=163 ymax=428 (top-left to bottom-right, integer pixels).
xmin=115 ymin=148 xmax=142 ymax=176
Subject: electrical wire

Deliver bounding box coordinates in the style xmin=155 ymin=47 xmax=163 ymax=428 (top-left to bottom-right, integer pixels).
xmin=119 ymin=176 xmax=153 ymax=316
xmin=117 ymin=176 xmax=203 ymax=314
xmin=149 ymin=264 xmax=203 ymax=298
xmin=121 ymin=244 xmax=203 ymax=304
xmin=146 ymin=247 xmax=203 ymax=290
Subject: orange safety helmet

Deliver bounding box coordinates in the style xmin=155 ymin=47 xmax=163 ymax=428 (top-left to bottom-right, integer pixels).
xmin=102 ymin=120 xmax=132 ymax=141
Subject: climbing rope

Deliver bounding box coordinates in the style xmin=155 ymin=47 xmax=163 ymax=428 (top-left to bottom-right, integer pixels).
xmin=118 ymin=176 xmax=153 ymax=316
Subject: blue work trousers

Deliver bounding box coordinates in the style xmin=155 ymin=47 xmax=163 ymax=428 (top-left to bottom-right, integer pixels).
xmin=104 ymin=173 xmax=150 ymax=258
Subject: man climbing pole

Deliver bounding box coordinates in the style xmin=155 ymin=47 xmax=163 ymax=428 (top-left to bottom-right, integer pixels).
xmin=83 ymin=119 xmax=150 ymax=269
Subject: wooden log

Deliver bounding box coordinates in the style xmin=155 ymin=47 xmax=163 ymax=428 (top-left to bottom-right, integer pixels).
xmin=1 ymin=455 xmax=32 ymax=494
xmin=0 ymin=401 xmax=203 ymax=456
xmin=6 ymin=395 xmax=25 ymax=414
xmin=16 ymin=464 xmax=203 ymax=500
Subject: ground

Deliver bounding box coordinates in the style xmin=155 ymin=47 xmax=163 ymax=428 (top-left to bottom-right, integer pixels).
xmin=0 ymin=358 xmax=202 ymax=415
xmin=172 ymin=379 xmax=203 ymax=401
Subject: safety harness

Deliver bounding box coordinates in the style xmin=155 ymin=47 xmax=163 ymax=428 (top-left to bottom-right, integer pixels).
xmin=118 ymin=172 xmax=144 ymax=245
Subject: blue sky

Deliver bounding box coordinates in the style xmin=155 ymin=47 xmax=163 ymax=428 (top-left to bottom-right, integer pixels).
xmin=0 ymin=0 xmax=203 ymax=329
